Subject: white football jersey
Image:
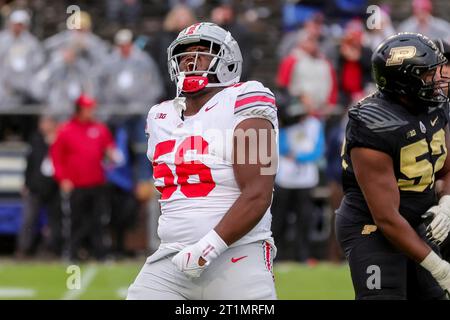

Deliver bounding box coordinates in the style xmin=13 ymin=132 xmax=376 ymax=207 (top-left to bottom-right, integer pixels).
xmin=145 ymin=81 xmax=278 ymax=250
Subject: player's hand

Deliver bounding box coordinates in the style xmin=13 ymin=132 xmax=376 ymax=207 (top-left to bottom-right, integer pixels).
xmin=421 ymin=251 xmax=450 ymax=295
xmin=423 ymin=195 xmax=450 ymax=245
xmin=431 ymin=260 xmax=450 ymax=296
xmin=171 ymin=244 xmax=209 ymax=278
xmin=423 ymin=209 xmax=450 ymax=245
xmin=171 ymin=230 xmax=228 ymax=278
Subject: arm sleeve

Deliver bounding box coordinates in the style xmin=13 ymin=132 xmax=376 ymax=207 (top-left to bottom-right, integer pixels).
xmin=145 ymin=105 xmax=159 ymax=138
xmin=345 ymin=108 xmax=394 ymax=156
xmin=233 ymin=81 xmax=278 ymax=130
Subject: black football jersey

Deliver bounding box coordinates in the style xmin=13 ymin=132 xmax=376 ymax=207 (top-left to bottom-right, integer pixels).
xmin=340 ymin=91 xmax=450 ymax=226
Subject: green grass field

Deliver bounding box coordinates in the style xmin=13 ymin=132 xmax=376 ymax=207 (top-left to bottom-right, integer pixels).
xmin=0 ymin=260 xmax=354 ymax=300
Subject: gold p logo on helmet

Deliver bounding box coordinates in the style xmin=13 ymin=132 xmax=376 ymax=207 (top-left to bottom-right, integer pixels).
xmin=386 ymin=46 xmax=417 ymax=66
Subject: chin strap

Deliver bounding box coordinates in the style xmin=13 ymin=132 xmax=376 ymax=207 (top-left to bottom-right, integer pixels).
xmin=174 ymin=96 xmax=186 ymax=119
xmin=173 ymin=71 xmax=208 ymax=118
xmin=174 ymin=72 xmax=187 ymax=118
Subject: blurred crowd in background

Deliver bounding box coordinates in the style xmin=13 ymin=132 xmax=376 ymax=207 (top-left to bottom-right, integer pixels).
xmin=0 ymin=0 xmax=449 ymax=263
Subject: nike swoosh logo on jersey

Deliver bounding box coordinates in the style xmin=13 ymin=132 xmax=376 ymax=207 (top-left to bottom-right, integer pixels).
xmin=231 ymin=256 xmax=248 ymax=263
xmin=205 ymin=102 xmax=218 ymax=112
xmin=431 ymin=116 xmax=439 ymax=126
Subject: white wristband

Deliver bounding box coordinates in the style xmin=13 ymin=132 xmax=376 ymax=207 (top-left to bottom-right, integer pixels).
xmin=420 ymin=250 xmax=449 ymax=280
xmin=438 ymin=195 xmax=450 ymax=219
xmin=197 ymin=230 xmax=228 ymax=262
xmin=439 ymin=195 xmax=450 ymax=206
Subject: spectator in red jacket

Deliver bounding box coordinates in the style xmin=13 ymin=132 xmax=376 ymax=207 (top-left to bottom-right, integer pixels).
xmin=333 ymin=19 xmax=373 ymax=106
xmin=50 ymin=94 xmax=121 ymax=261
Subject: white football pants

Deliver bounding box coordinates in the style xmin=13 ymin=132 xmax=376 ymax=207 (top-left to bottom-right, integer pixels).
xmin=126 ymin=240 xmax=277 ymax=300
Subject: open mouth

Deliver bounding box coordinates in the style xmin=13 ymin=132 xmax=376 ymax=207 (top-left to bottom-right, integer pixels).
xmin=186 ymin=61 xmax=195 ymax=72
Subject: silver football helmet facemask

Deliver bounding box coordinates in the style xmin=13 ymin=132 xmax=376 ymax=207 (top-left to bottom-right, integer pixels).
xmin=167 ymin=22 xmax=243 ymax=99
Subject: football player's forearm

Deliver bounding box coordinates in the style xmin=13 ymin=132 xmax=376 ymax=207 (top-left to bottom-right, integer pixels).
xmin=214 ymin=188 xmax=272 ymax=246
xmin=436 ymin=175 xmax=450 ymax=199
xmin=373 ymin=211 xmax=432 ymax=263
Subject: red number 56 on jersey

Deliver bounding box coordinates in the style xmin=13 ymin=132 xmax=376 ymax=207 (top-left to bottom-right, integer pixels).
xmin=153 ymin=136 xmax=216 ymax=199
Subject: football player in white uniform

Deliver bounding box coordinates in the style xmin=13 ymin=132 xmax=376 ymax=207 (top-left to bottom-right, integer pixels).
xmin=127 ymin=22 xmax=278 ymax=300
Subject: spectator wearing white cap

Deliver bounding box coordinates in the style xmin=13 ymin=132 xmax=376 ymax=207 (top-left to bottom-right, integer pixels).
xmin=398 ymin=0 xmax=450 ymax=43
xmin=0 ymin=9 xmax=45 ymax=108
xmin=43 ymin=11 xmax=109 ymax=70
xmin=99 ymin=28 xmax=163 ymax=117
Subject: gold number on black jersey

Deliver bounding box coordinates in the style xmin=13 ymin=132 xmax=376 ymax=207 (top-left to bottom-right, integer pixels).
xmin=398 ymin=129 xmax=446 ymax=192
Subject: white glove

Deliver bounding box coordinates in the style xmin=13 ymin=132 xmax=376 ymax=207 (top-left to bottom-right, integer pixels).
xmin=422 ymin=195 xmax=450 ymax=245
xmin=420 ymin=250 xmax=450 ymax=296
xmin=171 ymin=230 xmax=228 ymax=278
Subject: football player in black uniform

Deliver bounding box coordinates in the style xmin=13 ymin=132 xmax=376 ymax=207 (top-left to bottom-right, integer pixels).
xmin=434 ymin=38 xmax=450 ymax=262
xmin=337 ymin=32 xmax=450 ymax=300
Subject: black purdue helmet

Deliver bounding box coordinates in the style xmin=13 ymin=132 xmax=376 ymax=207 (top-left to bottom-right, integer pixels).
xmin=372 ymin=32 xmax=449 ymax=106
xmin=434 ymin=38 xmax=450 ymax=60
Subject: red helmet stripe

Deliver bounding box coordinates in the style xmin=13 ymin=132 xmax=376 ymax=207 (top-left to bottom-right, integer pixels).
xmin=186 ymin=23 xmax=201 ymax=35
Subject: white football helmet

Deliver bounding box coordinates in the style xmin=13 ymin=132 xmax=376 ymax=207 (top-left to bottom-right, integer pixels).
xmin=167 ymin=22 xmax=243 ymax=95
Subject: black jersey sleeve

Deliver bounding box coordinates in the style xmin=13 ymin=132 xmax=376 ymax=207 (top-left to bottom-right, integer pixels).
xmin=345 ymin=103 xmax=408 ymax=156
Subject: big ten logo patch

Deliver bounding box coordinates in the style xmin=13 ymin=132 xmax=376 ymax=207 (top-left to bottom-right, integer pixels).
xmin=155 ymin=113 xmax=167 ymax=120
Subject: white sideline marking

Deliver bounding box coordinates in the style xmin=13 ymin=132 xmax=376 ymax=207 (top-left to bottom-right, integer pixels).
xmin=0 ymin=288 xmax=36 ymax=298
xmin=62 ymin=266 xmax=98 ymax=300
xmin=116 ymin=287 xmax=128 ymax=299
